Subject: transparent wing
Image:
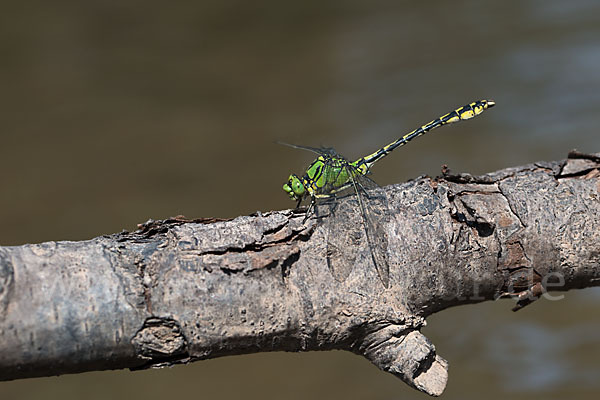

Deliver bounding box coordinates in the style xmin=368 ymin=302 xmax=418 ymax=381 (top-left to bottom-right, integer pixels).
xmin=276 ymin=142 xmax=337 ymax=157
xmin=351 ymin=173 xmax=390 ymax=288
xmin=323 ymin=194 xmax=361 ymax=283
xmin=324 ymin=166 xmax=390 ymax=288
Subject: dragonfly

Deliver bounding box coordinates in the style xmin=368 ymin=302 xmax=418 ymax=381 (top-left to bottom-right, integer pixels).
xmin=282 ymin=99 xmax=495 ymax=288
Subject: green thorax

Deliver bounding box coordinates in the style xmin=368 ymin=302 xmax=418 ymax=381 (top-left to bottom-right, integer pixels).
xmin=303 ymin=154 xmax=363 ymax=195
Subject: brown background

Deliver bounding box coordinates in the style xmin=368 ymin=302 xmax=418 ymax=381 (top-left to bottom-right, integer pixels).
xmin=1 ymin=1 xmax=599 ymax=399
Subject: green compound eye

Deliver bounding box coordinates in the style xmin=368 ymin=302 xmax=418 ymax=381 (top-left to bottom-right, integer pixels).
xmin=282 ymin=174 xmax=305 ymax=200
xmin=292 ymin=179 xmax=304 ymax=194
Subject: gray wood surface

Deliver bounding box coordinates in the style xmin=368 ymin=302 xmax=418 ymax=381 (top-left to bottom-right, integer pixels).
xmin=1 ymin=152 xmax=599 ymax=396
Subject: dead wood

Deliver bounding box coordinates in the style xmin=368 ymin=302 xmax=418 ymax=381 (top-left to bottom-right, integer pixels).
xmin=1 ymin=152 xmax=599 ymax=396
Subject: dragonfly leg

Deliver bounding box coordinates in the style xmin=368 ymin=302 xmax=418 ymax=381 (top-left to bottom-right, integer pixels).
xmin=303 ymin=197 xmax=316 ymax=224
xmin=328 ymin=194 xmax=339 ymax=214
xmin=356 ymin=179 xmax=372 ymax=199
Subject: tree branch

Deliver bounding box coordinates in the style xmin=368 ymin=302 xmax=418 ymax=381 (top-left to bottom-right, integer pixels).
xmin=1 ymin=152 xmax=599 ymax=396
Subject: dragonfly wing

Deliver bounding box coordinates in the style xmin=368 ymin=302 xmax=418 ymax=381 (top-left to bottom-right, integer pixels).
xmin=350 ymin=172 xmax=391 ymax=288
xmin=323 ymin=197 xmax=362 ymax=284
xmin=276 ymin=142 xmax=338 ymax=157
xmin=323 ymin=166 xmax=390 ymax=288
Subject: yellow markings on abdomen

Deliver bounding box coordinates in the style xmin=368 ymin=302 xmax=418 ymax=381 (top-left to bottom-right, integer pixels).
xmin=360 ymin=99 xmax=495 ymax=168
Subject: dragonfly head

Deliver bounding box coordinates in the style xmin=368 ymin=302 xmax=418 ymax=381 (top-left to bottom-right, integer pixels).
xmin=283 ymin=174 xmax=305 ymax=201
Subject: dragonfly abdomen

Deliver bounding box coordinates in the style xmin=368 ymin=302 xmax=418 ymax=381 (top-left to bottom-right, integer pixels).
xmin=361 ymin=99 xmax=495 ymax=168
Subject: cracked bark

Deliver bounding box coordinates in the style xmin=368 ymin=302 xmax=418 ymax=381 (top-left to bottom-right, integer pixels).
xmin=1 ymin=152 xmax=599 ymax=396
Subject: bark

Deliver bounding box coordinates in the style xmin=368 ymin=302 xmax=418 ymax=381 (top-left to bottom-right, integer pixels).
xmin=1 ymin=152 xmax=599 ymax=396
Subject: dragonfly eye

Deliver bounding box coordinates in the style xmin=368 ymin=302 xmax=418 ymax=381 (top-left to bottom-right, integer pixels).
xmin=292 ymin=179 xmax=304 ymax=194
xmin=283 ymin=174 xmax=305 ymax=200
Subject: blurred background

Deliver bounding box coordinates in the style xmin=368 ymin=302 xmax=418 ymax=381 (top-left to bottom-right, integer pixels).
xmin=1 ymin=0 xmax=599 ymax=399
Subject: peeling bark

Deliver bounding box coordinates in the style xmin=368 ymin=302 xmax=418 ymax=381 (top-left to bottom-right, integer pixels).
xmin=1 ymin=153 xmax=599 ymax=396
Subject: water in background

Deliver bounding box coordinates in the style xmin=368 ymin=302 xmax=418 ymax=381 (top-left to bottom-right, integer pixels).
xmin=1 ymin=1 xmax=598 ymax=399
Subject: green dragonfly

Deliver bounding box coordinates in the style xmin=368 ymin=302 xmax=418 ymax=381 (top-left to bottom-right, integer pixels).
xmin=282 ymin=100 xmax=495 ymax=288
